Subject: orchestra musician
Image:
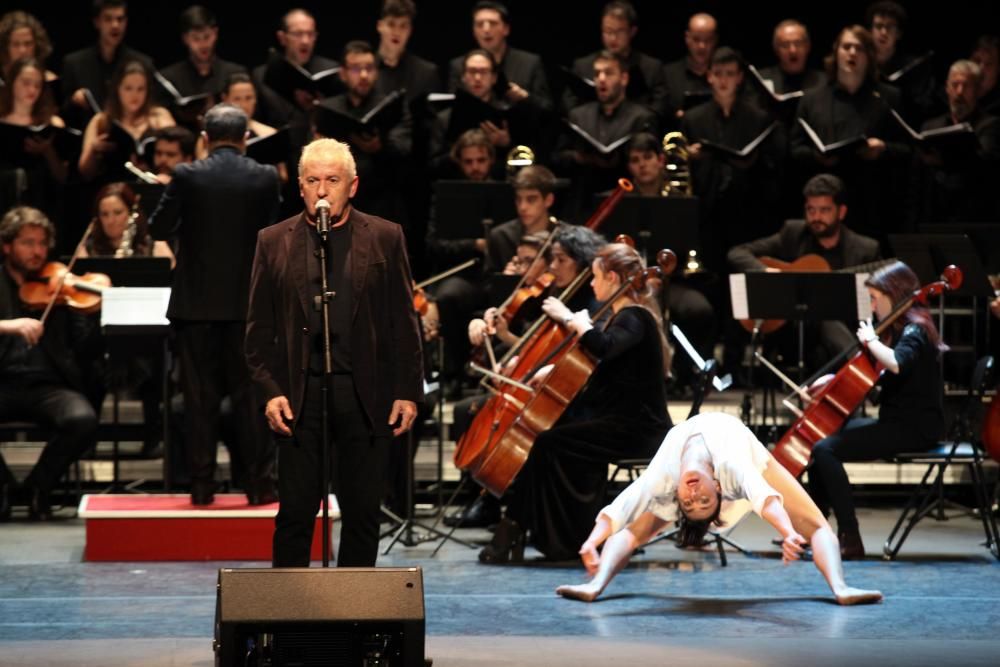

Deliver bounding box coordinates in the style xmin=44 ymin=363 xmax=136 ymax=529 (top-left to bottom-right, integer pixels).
xmin=479 ymin=240 xmax=672 ymax=563
xmin=555 ymin=412 xmax=883 ymax=606
xmin=79 ymin=182 xmax=174 ymax=265
xmin=806 ymin=261 xmax=946 ymax=559
xmin=0 ymin=207 xmax=101 ymax=521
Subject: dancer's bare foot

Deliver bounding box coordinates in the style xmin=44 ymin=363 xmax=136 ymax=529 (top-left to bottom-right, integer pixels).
xmin=556 ymin=582 xmax=603 ymax=602
xmin=834 ymin=586 xmax=883 ymax=605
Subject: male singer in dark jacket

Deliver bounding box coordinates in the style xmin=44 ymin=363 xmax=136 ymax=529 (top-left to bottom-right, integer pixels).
xmin=245 ymin=138 xmax=423 ymax=567
xmin=150 ymin=103 xmax=281 ymax=506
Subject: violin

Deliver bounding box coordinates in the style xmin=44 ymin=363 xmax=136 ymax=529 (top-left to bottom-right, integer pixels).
xmin=19 ymin=261 xmax=111 ymax=317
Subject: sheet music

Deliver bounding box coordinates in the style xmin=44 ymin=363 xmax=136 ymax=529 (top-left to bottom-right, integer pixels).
xmin=101 ymin=287 xmax=170 ymax=327
xmin=855 ymin=274 xmax=872 ymax=321
xmin=729 ymin=274 xmax=749 ymax=320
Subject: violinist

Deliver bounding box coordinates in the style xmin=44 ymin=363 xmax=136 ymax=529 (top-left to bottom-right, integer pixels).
xmin=78 ymin=182 xmax=175 ymax=266
xmin=0 ymin=207 xmax=101 ymax=521
xmin=479 ymin=240 xmax=672 ymax=563
xmin=807 ymin=261 xmax=945 ymax=559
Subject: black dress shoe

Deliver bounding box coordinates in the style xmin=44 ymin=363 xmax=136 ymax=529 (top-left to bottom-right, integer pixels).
xmin=444 ymin=494 xmax=501 ymax=528
xmin=191 ymin=482 xmax=216 ymax=506
xmin=478 ymin=518 xmax=525 ymax=564
xmin=838 ymin=528 xmax=866 ymax=560
xmin=246 ymin=489 xmax=278 ymax=506
xmin=0 ymin=482 xmax=11 ymax=522
xmin=28 ymin=487 xmax=53 ymax=521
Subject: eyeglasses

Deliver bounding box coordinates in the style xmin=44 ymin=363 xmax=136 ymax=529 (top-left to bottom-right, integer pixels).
xmin=284 ymin=30 xmax=317 ymax=40
xmin=345 ymin=65 xmax=376 ymax=75
xmin=464 ymin=67 xmax=493 ymax=77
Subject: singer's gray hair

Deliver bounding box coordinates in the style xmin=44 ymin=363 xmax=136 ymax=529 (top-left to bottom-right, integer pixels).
xmin=299 ymin=138 xmax=357 ymax=180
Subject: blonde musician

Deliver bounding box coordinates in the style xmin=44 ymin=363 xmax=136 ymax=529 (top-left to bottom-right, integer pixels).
xmin=479 ymin=241 xmax=672 ymax=563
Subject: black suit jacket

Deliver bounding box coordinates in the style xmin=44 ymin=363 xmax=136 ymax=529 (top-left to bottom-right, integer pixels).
xmin=245 ymin=209 xmax=423 ymax=435
xmin=448 ymin=46 xmax=552 ymax=111
xmin=727 ymin=219 xmax=881 ymax=272
xmin=150 ymin=146 xmax=280 ymax=321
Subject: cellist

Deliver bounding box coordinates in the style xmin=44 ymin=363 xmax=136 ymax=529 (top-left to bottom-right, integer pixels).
xmin=807 ymin=260 xmax=946 ymax=559
xmin=0 ymin=207 xmax=102 ymax=521
xmin=447 ymin=225 xmax=604 ymax=530
xmin=479 ymin=241 xmax=672 ymax=563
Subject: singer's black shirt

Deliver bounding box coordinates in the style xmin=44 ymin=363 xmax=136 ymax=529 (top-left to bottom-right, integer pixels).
xmin=307 ymin=219 xmax=353 ymax=374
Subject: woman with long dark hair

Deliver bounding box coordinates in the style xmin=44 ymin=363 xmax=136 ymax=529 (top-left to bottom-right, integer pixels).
xmin=78 ymin=60 xmax=174 ymax=182
xmin=479 ymin=241 xmax=673 ymax=563
xmin=79 ymin=182 xmax=174 ymax=266
xmin=807 ymin=260 xmax=945 ymax=558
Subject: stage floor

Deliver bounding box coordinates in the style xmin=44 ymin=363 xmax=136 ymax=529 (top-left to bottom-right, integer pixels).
xmin=1 ymin=506 xmax=998 ymax=666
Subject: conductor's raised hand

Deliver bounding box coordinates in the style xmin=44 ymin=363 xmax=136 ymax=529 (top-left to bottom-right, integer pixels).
xmin=389 ymin=399 xmax=418 ymax=436
xmin=265 ymin=395 xmax=294 ymax=436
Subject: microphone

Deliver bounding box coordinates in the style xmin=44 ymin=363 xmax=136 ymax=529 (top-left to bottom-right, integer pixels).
xmin=315 ymin=198 xmax=331 ymax=239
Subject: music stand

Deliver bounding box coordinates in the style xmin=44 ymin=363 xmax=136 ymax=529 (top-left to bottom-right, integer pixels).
xmin=380 ymin=382 xmax=473 ymax=556
xmin=592 ymin=195 xmax=700 ymax=267
xmin=432 ymin=181 xmax=517 ymax=241
xmin=100 ymin=283 xmax=172 ymax=492
xmin=889 ymin=233 xmax=994 ymax=298
xmin=730 ymin=272 xmax=868 ymax=425
xmin=890 ymin=232 xmax=995 ymax=383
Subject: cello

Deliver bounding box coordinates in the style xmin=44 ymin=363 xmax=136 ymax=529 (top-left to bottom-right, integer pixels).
xmin=452 ymin=180 xmax=635 ymax=470
xmin=471 ymin=249 xmax=676 ymax=497
xmin=770 ymin=265 xmax=963 ymax=477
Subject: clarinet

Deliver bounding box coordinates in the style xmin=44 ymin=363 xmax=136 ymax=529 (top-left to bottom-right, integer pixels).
xmin=115 ymin=194 xmax=141 ymax=258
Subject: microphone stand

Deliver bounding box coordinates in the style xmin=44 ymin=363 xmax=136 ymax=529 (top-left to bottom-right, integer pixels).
xmin=315 ymin=202 xmax=335 ymax=567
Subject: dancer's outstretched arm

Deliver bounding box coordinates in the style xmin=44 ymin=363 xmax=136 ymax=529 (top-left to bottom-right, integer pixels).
xmin=557 ymin=511 xmax=668 ymax=602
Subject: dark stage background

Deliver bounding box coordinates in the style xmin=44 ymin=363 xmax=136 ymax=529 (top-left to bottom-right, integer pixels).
xmin=13 ymin=1 xmax=999 ymax=86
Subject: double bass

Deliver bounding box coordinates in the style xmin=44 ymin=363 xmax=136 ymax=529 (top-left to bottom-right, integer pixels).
xmin=771 ymin=265 xmax=963 ymax=477
xmin=471 ymin=249 xmax=676 ymax=497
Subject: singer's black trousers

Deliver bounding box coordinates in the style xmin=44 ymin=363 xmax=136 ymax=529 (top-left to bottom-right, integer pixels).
xmin=272 ymin=374 xmax=389 ymax=567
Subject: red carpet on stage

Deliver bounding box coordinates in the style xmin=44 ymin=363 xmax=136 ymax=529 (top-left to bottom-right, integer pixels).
xmin=78 ymin=494 xmax=340 ymax=562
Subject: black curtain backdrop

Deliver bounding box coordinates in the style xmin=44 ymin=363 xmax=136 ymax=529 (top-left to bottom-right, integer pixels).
xmin=16 ymin=1 xmax=999 ymax=86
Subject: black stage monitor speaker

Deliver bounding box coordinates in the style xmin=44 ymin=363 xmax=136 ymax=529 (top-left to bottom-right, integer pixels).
xmin=214 ymin=567 xmax=425 ymax=667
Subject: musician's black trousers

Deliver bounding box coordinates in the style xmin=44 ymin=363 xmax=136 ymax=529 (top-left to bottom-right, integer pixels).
xmin=808 ymin=416 xmax=933 ymax=533
xmin=0 ymin=381 xmax=97 ymax=491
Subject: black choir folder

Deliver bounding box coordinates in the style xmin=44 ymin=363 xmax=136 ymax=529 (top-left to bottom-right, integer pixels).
xmin=152 ymin=71 xmax=212 ymax=112
xmin=263 ymin=53 xmax=342 ymax=102
xmin=681 ymin=89 xmax=712 ymax=110
xmin=698 ymin=122 xmax=777 ymax=159
xmin=890 ymin=109 xmax=978 ymax=152
xmin=746 ymin=65 xmax=806 ymax=103
xmin=246 ymin=127 xmax=291 ymax=165
xmin=445 ymin=88 xmax=508 ymax=140
xmin=0 ymin=121 xmax=82 ymax=163
xmin=565 ymin=121 xmax=631 ymax=154
xmin=797 ymin=118 xmax=867 ymax=156
xmin=314 ymin=90 xmax=405 ymax=139
xmin=559 ymin=65 xmax=596 ymax=102
xmin=886 ymin=50 xmax=934 ymax=84
xmin=104 ymin=120 xmax=157 ymax=165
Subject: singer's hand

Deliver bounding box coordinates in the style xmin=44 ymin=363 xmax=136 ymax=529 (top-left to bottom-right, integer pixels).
xmin=389 ymin=400 xmax=418 ymax=436
xmin=265 ymin=396 xmax=294 ymax=436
